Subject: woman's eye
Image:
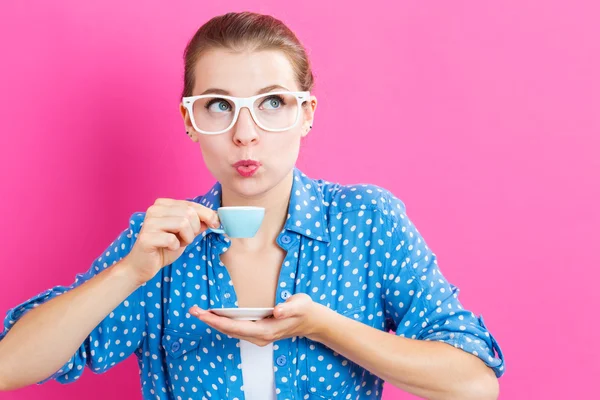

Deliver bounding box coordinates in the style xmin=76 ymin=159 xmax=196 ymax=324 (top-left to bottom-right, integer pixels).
xmin=260 ymin=96 xmax=285 ymax=110
xmin=206 ymin=99 xmax=232 ymax=112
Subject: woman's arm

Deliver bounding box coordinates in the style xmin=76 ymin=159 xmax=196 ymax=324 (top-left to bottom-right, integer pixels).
xmin=0 ymin=258 xmax=141 ymax=391
xmin=0 ymin=200 xmax=218 ymax=391
xmin=311 ymin=306 xmax=499 ymax=400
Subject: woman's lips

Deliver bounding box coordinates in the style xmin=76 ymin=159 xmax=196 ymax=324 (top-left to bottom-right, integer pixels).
xmin=233 ymin=160 xmax=261 ymax=177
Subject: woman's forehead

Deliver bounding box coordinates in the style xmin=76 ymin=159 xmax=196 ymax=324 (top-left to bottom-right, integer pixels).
xmin=192 ymin=48 xmax=300 ymax=97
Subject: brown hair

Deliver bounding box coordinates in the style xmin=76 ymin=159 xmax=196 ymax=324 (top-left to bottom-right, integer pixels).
xmin=181 ymin=12 xmax=314 ymax=98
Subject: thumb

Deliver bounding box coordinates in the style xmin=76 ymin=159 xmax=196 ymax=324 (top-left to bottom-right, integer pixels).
xmin=274 ymin=293 xmax=310 ymax=319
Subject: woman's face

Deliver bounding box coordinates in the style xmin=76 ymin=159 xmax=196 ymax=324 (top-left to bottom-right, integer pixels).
xmin=180 ymin=48 xmax=317 ymax=199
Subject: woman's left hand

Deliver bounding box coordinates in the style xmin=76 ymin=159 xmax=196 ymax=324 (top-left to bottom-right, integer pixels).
xmin=189 ymin=293 xmax=328 ymax=346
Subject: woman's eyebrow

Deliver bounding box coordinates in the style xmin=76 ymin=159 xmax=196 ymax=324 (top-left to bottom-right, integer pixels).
xmin=199 ymin=84 xmax=290 ymax=96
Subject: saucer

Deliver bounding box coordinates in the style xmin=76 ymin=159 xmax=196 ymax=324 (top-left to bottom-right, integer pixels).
xmin=208 ymin=307 xmax=274 ymax=321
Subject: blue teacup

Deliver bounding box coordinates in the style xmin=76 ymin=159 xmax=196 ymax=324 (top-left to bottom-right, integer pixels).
xmin=208 ymin=206 xmax=265 ymax=238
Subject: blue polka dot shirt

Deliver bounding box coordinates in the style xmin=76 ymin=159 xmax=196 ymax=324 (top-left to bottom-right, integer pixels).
xmin=1 ymin=168 xmax=505 ymax=399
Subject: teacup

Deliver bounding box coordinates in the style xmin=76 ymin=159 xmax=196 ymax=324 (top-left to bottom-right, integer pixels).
xmin=208 ymin=206 xmax=265 ymax=238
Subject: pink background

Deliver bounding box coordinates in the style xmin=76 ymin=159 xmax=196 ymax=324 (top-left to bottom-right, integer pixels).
xmin=1 ymin=0 xmax=598 ymax=399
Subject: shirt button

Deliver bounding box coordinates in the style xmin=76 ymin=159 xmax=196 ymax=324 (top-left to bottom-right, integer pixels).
xmin=276 ymin=355 xmax=287 ymax=366
xmin=281 ymin=290 xmax=292 ymax=300
xmin=281 ymin=235 xmax=291 ymax=244
xmin=171 ymin=341 xmax=181 ymax=353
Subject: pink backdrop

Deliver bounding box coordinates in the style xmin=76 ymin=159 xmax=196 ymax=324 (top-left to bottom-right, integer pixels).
xmin=1 ymin=0 xmax=598 ymax=399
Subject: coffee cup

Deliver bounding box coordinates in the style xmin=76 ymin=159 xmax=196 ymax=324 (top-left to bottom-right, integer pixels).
xmin=207 ymin=206 xmax=265 ymax=238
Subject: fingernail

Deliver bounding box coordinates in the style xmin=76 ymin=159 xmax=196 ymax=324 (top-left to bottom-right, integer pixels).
xmin=211 ymin=215 xmax=220 ymax=228
xmin=190 ymin=307 xmax=203 ymax=316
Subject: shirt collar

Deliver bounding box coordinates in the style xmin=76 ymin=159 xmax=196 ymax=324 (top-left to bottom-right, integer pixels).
xmin=197 ymin=168 xmax=330 ymax=243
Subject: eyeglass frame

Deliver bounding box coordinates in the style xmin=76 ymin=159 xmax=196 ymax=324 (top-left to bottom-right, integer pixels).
xmin=181 ymin=91 xmax=311 ymax=135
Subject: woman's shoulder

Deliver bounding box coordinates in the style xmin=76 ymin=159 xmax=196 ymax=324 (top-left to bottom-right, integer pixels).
xmin=311 ymin=176 xmax=407 ymax=221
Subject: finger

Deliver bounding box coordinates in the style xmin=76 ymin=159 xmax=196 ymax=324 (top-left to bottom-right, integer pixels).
xmin=273 ymin=304 xmax=288 ymax=319
xmin=151 ymin=200 xmax=219 ymax=228
xmin=146 ymin=204 xmax=188 ymax=218
xmin=140 ymin=231 xmax=181 ymax=251
xmin=184 ymin=205 xmax=202 ymax=235
xmin=146 ymin=217 xmax=196 ymax=245
xmin=184 ymin=201 xmax=220 ymax=228
xmin=274 ymin=293 xmax=311 ymax=319
xmin=154 ymin=198 xmax=179 ymax=206
xmin=147 ymin=204 xmax=203 ymax=235
xmin=189 ymin=307 xmax=267 ymax=338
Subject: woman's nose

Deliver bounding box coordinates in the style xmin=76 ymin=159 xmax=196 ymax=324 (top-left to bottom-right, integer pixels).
xmin=232 ymin=107 xmax=260 ymax=146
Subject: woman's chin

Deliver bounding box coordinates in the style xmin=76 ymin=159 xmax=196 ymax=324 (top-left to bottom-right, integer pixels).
xmin=217 ymin=165 xmax=293 ymax=201
xmin=225 ymin=173 xmax=267 ymax=198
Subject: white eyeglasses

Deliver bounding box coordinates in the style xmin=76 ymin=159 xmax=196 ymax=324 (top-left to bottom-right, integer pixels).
xmin=182 ymin=91 xmax=310 ymax=135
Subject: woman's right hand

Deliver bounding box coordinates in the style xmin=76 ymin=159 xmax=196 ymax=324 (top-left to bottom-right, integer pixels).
xmin=123 ymin=198 xmax=220 ymax=285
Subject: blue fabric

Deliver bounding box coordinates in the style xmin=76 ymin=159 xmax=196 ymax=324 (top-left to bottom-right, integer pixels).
xmin=1 ymin=168 xmax=505 ymax=399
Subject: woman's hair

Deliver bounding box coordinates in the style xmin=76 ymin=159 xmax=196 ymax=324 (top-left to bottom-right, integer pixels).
xmin=181 ymin=12 xmax=314 ymax=98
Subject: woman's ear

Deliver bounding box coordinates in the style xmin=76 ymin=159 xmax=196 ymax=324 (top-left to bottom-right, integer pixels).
xmin=301 ymin=96 xmax=317 ymax=137
xmin=180 ymin=103 xmax=198 ymax=142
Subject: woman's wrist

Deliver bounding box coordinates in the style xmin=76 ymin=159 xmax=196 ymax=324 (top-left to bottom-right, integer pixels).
xmin=111 ymin=257 xmax=146 ymax=291
xmin=305 ymin=303 xmax=337 ymax=342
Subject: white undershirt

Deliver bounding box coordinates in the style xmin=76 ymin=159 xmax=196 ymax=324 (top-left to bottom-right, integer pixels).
xmin=239 ymin=340 xmax=276 ymax=400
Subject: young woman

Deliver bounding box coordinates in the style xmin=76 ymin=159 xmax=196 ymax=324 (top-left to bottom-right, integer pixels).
xmin=0 ymin=11 xmax=505 ymax=400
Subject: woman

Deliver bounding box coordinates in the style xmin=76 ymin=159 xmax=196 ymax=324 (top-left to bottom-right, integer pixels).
xmin=0 ymin=11 xmax=505 ymax=400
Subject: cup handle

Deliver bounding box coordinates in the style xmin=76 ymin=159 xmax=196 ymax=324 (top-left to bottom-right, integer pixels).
xmin=207 ymin=227 xmax=226 ymax=235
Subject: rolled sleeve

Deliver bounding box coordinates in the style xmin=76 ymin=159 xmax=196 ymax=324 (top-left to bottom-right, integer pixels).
xmin=0 ymin=212 xmax=147 ymax=384
xmin=382 ymin=197 xmax=505 ymax=378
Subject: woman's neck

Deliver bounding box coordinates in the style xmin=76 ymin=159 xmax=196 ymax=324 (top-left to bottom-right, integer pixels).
xmin=220 ymin=169 xmax=294 ymax=251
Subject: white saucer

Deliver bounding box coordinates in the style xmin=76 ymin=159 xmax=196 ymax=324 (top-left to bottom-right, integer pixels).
xmin=209 ymin=307 xmax=274 ymax=321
